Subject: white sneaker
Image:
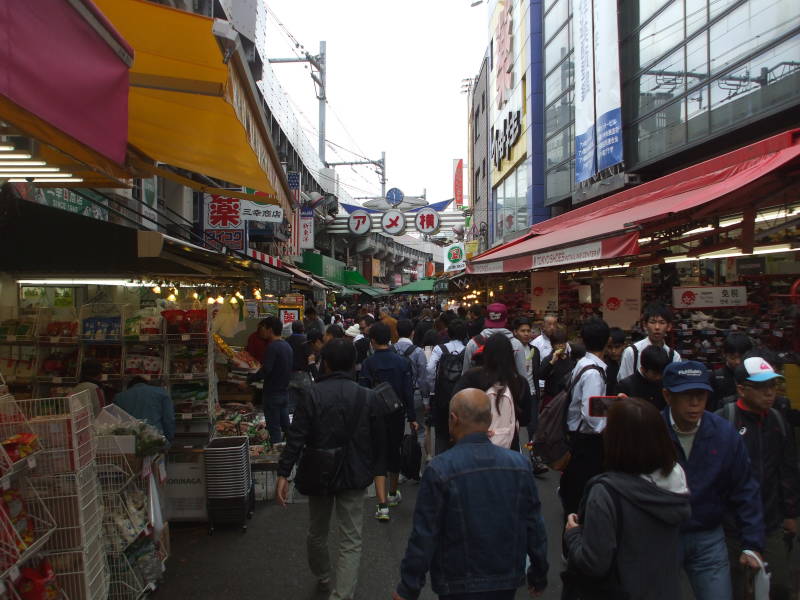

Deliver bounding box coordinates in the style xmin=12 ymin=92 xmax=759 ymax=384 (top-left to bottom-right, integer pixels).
xmin=388 ymin=491 xmax=402 ymax=507
xmin=374 ymin=505 xmax=390 ymax=522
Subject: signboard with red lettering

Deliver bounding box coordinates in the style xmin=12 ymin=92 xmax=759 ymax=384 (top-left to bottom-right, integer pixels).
xmin=300 ymin=205 xmax=314 ymax=249
xmin=453 ymin=159 xmax=464 ymax=208
xmin=347 ymin=209 xmax=372 ymax=235
xmin=415 ymin=208 xmax=441 ymax=235
xmin=381 ymin=209 xmax=406 ymax=236
xmin=205 ymin=194 xmax=242 ymax=230
xmin=672 ymin=286 xmax=747 ymax=309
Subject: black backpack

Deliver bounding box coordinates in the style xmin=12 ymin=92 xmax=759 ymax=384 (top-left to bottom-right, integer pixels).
xmin=400 ymin=433 xmax=422 ymax=481
xmin=433 ymin=344 xmax=467 ymax=427
xmin=628 ymin=344 xmax=675 ymax=373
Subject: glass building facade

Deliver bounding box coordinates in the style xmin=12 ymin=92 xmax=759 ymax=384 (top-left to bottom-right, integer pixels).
xmin=541 ymin=0 xmax=800 ymax=206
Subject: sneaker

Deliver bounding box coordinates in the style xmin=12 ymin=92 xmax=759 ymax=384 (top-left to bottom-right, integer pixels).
xmin=388 ymin=491 xmax=402 ymax=507
xmin=531 ymin=455 xmax=550 ymax=476
xmin=375 ymin=506 xmax=390 ymax=522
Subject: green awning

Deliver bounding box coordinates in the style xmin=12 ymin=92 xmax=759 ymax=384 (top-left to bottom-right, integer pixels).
xmin=335 ymin=286 xmax=359 ymax=296
xmin=390 ymin=279 xmax=436 ymax=294
xmin=353 ymin=285 xmax=387 ymax=298
xmin=342 ymin=270 xmax=370 ymax=286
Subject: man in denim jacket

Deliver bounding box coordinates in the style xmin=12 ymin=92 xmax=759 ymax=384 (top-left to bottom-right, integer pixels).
xmin=394 ymin=388 xmax=549 ymax=600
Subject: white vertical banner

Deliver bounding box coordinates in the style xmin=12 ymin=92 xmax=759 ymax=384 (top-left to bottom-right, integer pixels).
xmin=573 ymin=0 xmax=596 ymax=183
xmin=601 ymin=277 xmax=642 ymax=330
xmin=530 ymin=271 xmax=559 ymax=314
xmin=594 ymin=0 xmax=623 ymax=171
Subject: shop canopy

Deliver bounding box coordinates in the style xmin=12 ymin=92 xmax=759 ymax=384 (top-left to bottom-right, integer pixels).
xmin=469 ymin=129 xmax=800 ymax=274
xmin=390 ymin=279 xmax=436 ymax=294
xmin=353 ymin=286 xmax=387 ymax=298
xmin=0 ymin=0 xmax=133 ymax=186
xmin=94 ymin=0 xmax=282 ymax=201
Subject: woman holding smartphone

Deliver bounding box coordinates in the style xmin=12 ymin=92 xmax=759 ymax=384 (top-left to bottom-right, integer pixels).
xmin=562 ymin=398 xmax=691 ymax=600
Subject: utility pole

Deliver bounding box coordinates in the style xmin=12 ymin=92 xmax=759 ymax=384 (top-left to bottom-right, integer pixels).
xmin=328 ymin=152 xmax=386 ymax=197
xmin=268 ymin=41 xmax=327 ymax=164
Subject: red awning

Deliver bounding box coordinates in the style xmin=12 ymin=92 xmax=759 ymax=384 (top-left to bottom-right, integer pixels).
xmin=0 ymin=0 xmax=132 ymax=165
xmin=470 ymin=129 xmax=800 ymax=273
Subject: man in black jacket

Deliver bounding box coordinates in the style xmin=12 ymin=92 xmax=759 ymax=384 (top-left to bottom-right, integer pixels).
xmin=719 ymin=356 xmax=800 ymax=600
xmin=247 ymin=316 xmax=293 ymax=444
xmin=616 ymin=345 xmax=670 ymax=410
xmin=710 ymin=333 xmax=752 ymax=411
xmin=276 ymin=339 xmax=385 ymax=600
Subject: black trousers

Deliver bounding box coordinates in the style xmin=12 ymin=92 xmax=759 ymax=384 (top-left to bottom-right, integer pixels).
xmin=559 ymin=432 xmax=604 ymax=516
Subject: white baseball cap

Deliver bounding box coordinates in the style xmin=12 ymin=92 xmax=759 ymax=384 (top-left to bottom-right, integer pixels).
xmin=736 ymin=356 xmax=784 ymax=383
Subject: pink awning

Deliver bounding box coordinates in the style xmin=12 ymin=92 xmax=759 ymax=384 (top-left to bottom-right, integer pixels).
xmin=0 ymin=0 xmax=132 ymax=164
xmin=470 ymin=129 xmax=800 ymax=273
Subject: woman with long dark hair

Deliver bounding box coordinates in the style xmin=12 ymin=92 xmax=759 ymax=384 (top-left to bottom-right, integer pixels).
xmin=452 ymin=333 xmax=532 ymax=450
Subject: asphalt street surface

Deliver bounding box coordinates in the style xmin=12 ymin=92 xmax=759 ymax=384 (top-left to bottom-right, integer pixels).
xmin=152 ymin=468 xmax=567 ymax=600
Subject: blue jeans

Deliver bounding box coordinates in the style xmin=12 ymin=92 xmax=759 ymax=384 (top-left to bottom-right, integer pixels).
xmin=680 ymin=526 xmax=733 ymax=600
xmin=265 ymin=393 xmax=290 ymax=444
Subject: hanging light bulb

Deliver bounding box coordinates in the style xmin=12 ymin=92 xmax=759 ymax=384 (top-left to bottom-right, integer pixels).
xmin=216 ymin=295 xmax=225 ymax=304
xmin=254 ymin=289 xmax=262 ymax=300
xmin=192 ymin=291 xmax=199 ymax=300
xmin=235 ymin=291 xmax=244 ymax=299
xmin=171 ymin=288 xmax=179 ymax=297
xmin=151 ymin=285 xmax=161 ymax=294
xmin=230 ymin=296 xmax=238 ymax=304
xmin=167 ymin=293 xmax=177 ymax=302
xmin=207 ymin=296 xmax=216 ymax=305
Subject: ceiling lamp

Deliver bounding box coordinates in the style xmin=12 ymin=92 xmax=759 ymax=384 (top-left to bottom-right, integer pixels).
xmin=151 ymin=286 xmax=161 ymax=294
xmin=207 ymin=297 xmax=216 ymax=305
xmin=0 ymin=142 xmax=82 ymax=183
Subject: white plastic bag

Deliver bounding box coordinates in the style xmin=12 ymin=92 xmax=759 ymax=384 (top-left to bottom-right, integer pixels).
xmin=742 ymin=550 xmax=770 ymax=600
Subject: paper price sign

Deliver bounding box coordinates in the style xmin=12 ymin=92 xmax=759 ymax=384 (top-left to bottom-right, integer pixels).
xmin=347 ymin=210 xmax=372 ymax=235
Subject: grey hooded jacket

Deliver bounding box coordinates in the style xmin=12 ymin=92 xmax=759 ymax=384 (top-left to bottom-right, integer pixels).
xmin=564 ymin=467 xmax=691 ymax=600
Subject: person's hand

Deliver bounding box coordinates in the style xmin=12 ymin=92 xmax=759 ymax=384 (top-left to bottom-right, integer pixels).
xmin=392 ymin=592 xmax=406 ymax=600
xmin=617 ymin=392 xmax=629 ymax=399
xmin=275 ymin=476 xmax=289 ymax=507
xmin=784 ymin=518 xmax=797 ymax=536
xmin=409 ymin=421 xmax=419 ymax=433
xmin=565 ymin=513 xmax=580 ymax=531
xmin=739 ymin=550 xmax=763 ymax=570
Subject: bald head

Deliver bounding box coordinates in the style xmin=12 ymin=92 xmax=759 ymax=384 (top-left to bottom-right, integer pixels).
xmin=449 ymin=389 xmax=491 ymax=440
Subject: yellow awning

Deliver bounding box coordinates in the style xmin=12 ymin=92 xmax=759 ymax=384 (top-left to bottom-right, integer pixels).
xmin=94 ymin=0 xmax=280 ymax=198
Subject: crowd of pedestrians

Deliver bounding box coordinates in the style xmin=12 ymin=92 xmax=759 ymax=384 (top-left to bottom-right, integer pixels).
xmin=260 ymin=298 xmax=797 ymax=600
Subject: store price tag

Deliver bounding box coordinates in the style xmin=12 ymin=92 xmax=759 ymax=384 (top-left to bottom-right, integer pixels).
xmin=52 ymin=377 xmax=62 ymax=384
xmin=100 ymin=374 xmax=109 ymax=382
xmin=182 ymin=413 xmax=192 ymax=420
xmin=6 ymin=335 xmax=16 ymax=342
xmin=27 ymin=456 xmax=36 ymax=469
xmin=181 ymin=334 xmax=190 ymax=341
xmin=9 ymin=565 xmax=20 ymax=581
xmin=50 ymin=336 xmax=60 ymax=343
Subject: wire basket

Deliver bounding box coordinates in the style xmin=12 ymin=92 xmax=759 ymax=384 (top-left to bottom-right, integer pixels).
xmin=46 ymin=528 xmax=107 ymax=600
xmin=0 ymin=477 xmax=57 ymax=577
xmin=101 ymin=483 xmax=148 ymax=554
xmin=79 ymin=304 xmax=127 ymax=343
xmin=0 ymin=394 xmax=43 ymax=483
xmin=106 ymin=551 xmax=154 ymax=600
xmin=28 ymin=466 xmax=102 ymax=553
xmin=16 ymin=392 xmax=95 ymax=476
xmin=36 ymin=307 xmax=80 ymax=342
xmin=95 ymin=438 xmax=135 ymax=496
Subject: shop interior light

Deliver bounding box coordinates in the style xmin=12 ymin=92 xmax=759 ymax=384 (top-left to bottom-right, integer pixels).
xmin=229 ymin=296 xmax=238 ymax=304
xmin=215 ymin=295 xmax=225 ymax=304
xmin=17 ymin=278 xmax=157 ymax=287
xmin=697 ymin=248 xmax=745 ymax=259
xmin=10 ymin=178 xmax=84 ymax=183
xmin=0 ymin=167 xmax=60 ymax=173
xmin=638 ymin=237 xmax=653 ymax=244
xmin=664 ymin=255 xmax=694 ymax=263
xmin=0 ymin=145 xmax=15 ymax=151
xmin=681 ymin=225 xmax=714 ymax=237
xmin=192 ymin=292 xmax=199 ymax=300
xmin=151 ymin=286 xmax=161 ymax=294
xmin=206 ymin=296 xmax=216 ymax=305
xmin=0 ymin=153 xmax=31 ymax=160
xmin=235 ymin=291 xmax=244 ymax=299
xmin=166 ymin=293 xmax=177 ymax=302
xmin=753 ymin=243 xmax=798 ymax=254
xmin=0 ymin=161 xmax=46 ymax=167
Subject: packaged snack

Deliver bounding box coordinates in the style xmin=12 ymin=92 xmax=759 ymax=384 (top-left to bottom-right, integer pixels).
xmin=0 ymin=488 xmax=35 ymax=550
xmin=16 ymin=559 xmax=60 ymax=600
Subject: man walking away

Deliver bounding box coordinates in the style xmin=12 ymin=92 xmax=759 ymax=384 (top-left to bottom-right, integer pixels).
xmin=396 ymin=319 xmax=431 ymax=449
xmin=247 ymin=316 xmax=293 ymax=444
xmin=616 ymin=345 xmax=670 ymax=410
xmin=380 ymin=306 xmax=400 ymax=344
xmin=287 ymin=320 xmax=310 ymax=414
xmin=710 ymin=333 xmax=753 ymax=411
xmin=427 ymin=319 xmax=467 ymax=456
xmin=617 ymin=303 xmax=681 ymax=381
xmin=303 ymin=306 xmax=325 ymax=336
xmin=559 ymin=318 xmax=610 ymax=517
xmin=393 ymin=388 xmax=548 ymax=600
xmin=359 ymin=322 xmax=418 ymax=520
xmin=461 ymin=303 xmax=526 ymax=381
xmin=719 ymin=357 xmax=799 ymax=600
xmin=661 ymin=361 xmax=764 ymax=600
xmin=276 ymin=339 xmax=386 ymax=600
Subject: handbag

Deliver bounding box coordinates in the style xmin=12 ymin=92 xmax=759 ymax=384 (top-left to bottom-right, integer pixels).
xmin=560 ymin=480 xmax=630 ymax=600
xmin=294 ymin=387 xmax=366 ymax=496
xmin=374 ymin=381 xmax=403 ymax=414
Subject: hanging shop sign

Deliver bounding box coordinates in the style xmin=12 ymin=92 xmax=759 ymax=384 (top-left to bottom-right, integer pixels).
xmin=415 ymin=208 xmax=441 ymax=235
xmin=299 ymin=205 xmax=314 ymax=250
xmin=381 ymin=209 xmax=406 ymax=236
xmin=530 ymin=271 xmax=558 ymax=314
xmin=453 ymin=159 xmax=464 ymax=208
xmin=444 ymin=243 xmax=466 ymax=272
xmin=672 ymin=286 xmax=748 ymax=309
xmin=347 ymin=209 xmax=373 ymax=235
xmin=465 ymin=240 xmax=479 ymax=259
xmin=241 ymin=202 xmax=283 ymax=223
xmin=601 ymin=277 xmax=642 ymax=330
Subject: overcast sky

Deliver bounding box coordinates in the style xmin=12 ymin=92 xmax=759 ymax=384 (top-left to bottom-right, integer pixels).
xmin=262 ymin=0 xmax=489 ymax=207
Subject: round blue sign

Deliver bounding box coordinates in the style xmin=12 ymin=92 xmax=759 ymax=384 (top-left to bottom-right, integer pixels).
xmin=385 ymin=188 xmax=404 ymax=207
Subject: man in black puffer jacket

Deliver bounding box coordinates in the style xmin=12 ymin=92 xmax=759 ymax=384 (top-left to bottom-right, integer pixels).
xmin=277 ymin=339 xmax=386 ymax=600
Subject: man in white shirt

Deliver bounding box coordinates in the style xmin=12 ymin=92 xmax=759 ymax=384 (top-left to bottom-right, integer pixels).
xmin=560 ymin=318 xmax=610 ymax=517
xmin=427 ymin=319 xmax=467 ymax=456
xmin=617 ymin=303 xmax=681 ymax=381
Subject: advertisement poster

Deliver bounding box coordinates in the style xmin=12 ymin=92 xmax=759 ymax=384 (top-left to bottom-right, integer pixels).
xmin=672 ymin=286 xmax=747 ymax=309
xmin=444 ymin=243 xmax=466 ymax=272
xmin=573 ymin=0 xmax=596 ymax=183
xmin=530 ymin=271 xmax=558 ymax=314
xmin=593 ymin=0 xmax=623 ymax=171
xmin=602 ymin=277 xmax=642 ymax=329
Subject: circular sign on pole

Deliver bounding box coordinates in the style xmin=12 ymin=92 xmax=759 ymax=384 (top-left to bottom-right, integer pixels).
xmin=347 ymin=209 xmax=373 ymax=235
xmin=414 ymin=207 xmax=441 ymax=235
xmin=385 ymin=188 xmax=404 ymax=207
xmin=380 ymin=209 xmax=406 ymax=236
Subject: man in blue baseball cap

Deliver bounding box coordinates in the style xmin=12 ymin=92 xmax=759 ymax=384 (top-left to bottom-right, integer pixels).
xmin=661 ymin=360 xmax=765 ymax=600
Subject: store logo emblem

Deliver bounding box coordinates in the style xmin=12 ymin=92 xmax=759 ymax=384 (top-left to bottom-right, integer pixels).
xmin=448 ymin=246 xmax=464 ymax=263
xmin=605 ymin=297 xmax=621 ymax=311
xmin=680 ymin=290 xmax=697 ymax=306
xmin=533 ymin=286 xmax=543 ymax=297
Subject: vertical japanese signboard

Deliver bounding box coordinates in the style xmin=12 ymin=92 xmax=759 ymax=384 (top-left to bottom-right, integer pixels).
xmin=530 ymin=271 xmax=559 ymax=314
xmin=573 ymin=0 xmax=596 ymax=183
xmin=299 ymin=205 xmax=314 ymax=249
xmin=453 ymin=159 xmax=464 ymax=208
xmin=203 ymin=194 xmax=245 ymax=251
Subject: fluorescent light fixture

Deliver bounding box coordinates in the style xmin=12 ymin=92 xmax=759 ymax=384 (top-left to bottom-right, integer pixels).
xmin=16 ymin=279 xmax=157 ymax=287
xmin=719 ymin=216 xmax=743 ymax=227
xmin=753 ymin=243 xmax=798 ymax=255
xmin=664 ymin=255 xmax=694 ymax=263
xmin=0 ymin=161 xmax=46 ymax=167
xmin=0 ymin=145 xmax=15 ymax=152
xmin=682 ymin=226 xmax=714 ymax=237
xmin=0 ymin=153 xmax=31 ymax=160
xmin=698 ymin=248 xmax=745 ymax=259
xmin=638 ymin=237 xmax=652 ymax=244
xmin=10 ymin=178 xmax=84 ymax=183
